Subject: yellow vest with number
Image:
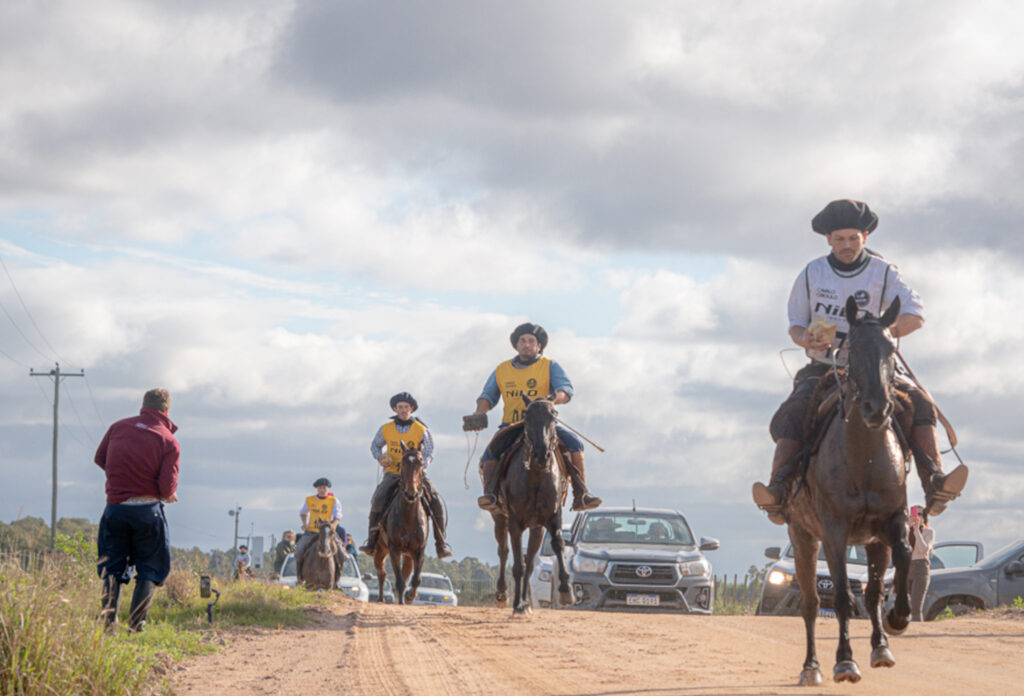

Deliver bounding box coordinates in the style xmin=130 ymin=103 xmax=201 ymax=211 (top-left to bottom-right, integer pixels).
xmin=304 ymin=494 xmax=337 ymax=533
xmin=380 ymin=420 xmax=427 ymax=475
xmin=495 ymin=357 xmax=551 ymax=425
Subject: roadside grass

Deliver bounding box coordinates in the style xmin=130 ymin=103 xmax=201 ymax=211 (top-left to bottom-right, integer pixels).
xmin=1 ymin=533 xmax=344 ymax=695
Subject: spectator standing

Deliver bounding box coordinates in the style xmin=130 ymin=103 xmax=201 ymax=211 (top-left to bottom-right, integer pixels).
xmin=95 ymin=388 xmax=180 ymax=632
xmin=274 ymin=529 xmax=296 ymax=574
xmin=234 ymin=545 xmax=252 ymax=578
xmin=909 ymin=505 xmax=935 ymax=621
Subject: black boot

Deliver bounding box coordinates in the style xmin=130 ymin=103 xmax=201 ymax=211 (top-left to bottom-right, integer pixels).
xmin=128 ymin=579 xmax=157 ymax=633
xmin=423 ymin=487 xmax=453 ymax=558
xmin=752 ymin=438 xmax=802 ymax=525
xmin=568 ymin=451 xmax=601 ymax=511
xmin=477 ymin=459 xmax=500 ymax=511
xmin=912 ymin=425 xmax=969 ymax=516
xmin=99 ymin=575 xmax=121 ymax=630
xmin=359 ymin=508 xmax=384 ymax=554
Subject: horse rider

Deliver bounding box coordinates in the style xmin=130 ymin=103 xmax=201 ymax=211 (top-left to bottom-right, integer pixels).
xmin=358 ymin=392 xmax=453 ymax=558
xmin=466 ymin=322 xmax=602 ymax=513
xmin=294 ymin=477 xmax=347 ymax=568
xmin=752 ymin=199 xmax=969 ymax=525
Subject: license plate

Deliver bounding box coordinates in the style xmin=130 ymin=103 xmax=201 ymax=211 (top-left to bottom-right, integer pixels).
xmin=818 ymin=608 xmax=836 ymax=619
xmin=626 ymin=593 xmax=660 ymax=606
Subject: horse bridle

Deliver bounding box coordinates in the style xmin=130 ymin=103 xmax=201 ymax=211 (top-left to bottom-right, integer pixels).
xmin=839 ymin=319 xmax=897 ymax=424
xmin=522 ymin=402 xmax=557 ymax=472
xmin=399 ymin=452 xmax=425 ymax=502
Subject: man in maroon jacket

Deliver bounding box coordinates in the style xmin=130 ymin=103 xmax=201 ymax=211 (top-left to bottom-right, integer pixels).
xmin=95 ymin=388 xmax=180 ymax=632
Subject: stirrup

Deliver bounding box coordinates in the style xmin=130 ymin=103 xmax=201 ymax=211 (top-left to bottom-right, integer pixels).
xmin=477 ymin=494 xmax=499 ymax=511
xmin=925 ymin=464 xmax=968 ymax=516
xmin=435 ymin=542 xmax=453 ymax=559
xmin=751 ymin=482 xmax=781 ymax=509
xmin=358 ymin=538 xmax=376 ymax=554
xmin=571 ymin=493 xmax=601 ymax=512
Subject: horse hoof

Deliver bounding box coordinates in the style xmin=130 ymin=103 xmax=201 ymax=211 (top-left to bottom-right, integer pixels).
xmin=798 ymin=669 xmax=822 ymax=686
xmin=559 ymin=590 xmax=574 ymax=606
xmin=512 ymin=605 xmax=533 ymax=618
xmin=884 ymin=610 xmax=909 ymax=636
xmin=871 ymin=646 xmax=895 ymax=668
xmin=833 ymin=661 xmax=862 ymax=683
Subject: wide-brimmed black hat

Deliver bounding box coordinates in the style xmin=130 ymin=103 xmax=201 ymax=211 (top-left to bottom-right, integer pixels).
xmin=389 ymin=392 xmax=418 ymax=411
xmin=510 ymin=322 xmax=549 ymax=352
xmin=811 ymin=199 xmax=879 ymax=235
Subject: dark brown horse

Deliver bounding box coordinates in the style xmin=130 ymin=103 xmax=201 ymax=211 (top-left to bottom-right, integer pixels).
xmin=296 ymin=520 xmax=344 ymax=591
xmin=785 ymin=296 xmax=912 ymax=685
xmin=373 ymin=442 xmax=429 ymax=604
xmin=489 ymin=396 xmax=573 ymax=616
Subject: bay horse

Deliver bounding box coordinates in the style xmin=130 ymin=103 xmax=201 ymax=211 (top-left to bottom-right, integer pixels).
xmin=785 ymin=296 xmax=912 ymax=685
xmin=373 ymin=441 xmax=429 ymax=604
xmin=296 ymin=519 xmax=344 ymax=591
xmin=489 ymin=395 xmax=573 ymax=616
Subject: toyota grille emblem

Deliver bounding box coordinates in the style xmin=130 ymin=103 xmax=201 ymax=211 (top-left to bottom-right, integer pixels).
xmin=635 ymin=565 xmax=653 ymax=578
xmin=817 ymin=577 xmax=834 ymax=592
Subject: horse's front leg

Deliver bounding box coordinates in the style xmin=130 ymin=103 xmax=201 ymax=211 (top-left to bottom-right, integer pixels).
xmin=522 ymin=526 xmax=543 ymax=608
xmin=548 ymin=515 xmax=572 ymax=606
xmin=789 ymin=525 xmax=822 ymax=686
xmin=865 ymin=542 xmax=895 ymax=668
xmin=883 ymin=511 xmax=912 ymax=635
xmin=373 ymin=545 xmax=388 ymax=603
xmin=492 ymin=512 xmax=509 ymax=607
xmin=822 ymin=520 xmax=860 ymax=683
xmin=390 ymin=547 xmax=407 ymax=605
xmin=508 ymin=519 xmax=529 ymax=616
xmin=408 ymin=549 xmax=426 ymax=604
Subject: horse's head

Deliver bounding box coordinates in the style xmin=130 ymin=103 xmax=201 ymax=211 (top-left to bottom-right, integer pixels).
xmin=399 ymin=440 xmax=425 ymax=501
xmin=845 ymin=295 xmax=900 ymax=430
xmin=316 ymin=519 xmax=337 ymax=557
xmin=522 ymin=394 xmax=558 ymax=470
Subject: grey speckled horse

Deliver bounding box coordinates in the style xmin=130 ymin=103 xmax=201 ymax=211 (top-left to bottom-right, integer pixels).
xmin=785 ymin=296 xmax=912 ymax=686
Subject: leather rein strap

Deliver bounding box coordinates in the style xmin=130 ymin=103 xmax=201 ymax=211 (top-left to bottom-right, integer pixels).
xmin=895 ymin=348 xmax=958 ymax=448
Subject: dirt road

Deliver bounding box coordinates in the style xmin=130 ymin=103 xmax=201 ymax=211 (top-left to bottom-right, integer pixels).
xmin=172 ymin=601 xmax=1024 ymax=695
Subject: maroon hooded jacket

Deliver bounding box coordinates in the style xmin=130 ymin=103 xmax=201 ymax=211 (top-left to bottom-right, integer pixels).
xmin=95 ymin=407 xmax=180 ymax=504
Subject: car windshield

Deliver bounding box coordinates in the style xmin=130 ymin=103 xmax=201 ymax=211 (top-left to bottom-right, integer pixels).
xmin=785 ymin=545 xmax=870 ymax=565
xmin=419 ymin=575 xmax=453 ymax=591
xmin=342 ymin=556 xmax=359 ymax=578
xmin=975 ymin=539 xmax=1024 ymax=569
xmin=580 ymin=514 xmax=694 ymax=545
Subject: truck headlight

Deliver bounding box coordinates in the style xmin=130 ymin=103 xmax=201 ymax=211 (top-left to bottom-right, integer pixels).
xmin=539 ymin=569 xmax=552 ymax=582
xmin=571 ymin=556 xmax=608 ymax=573
xmin=768 ymin=569 xmax=793 ymax=586
xmin=679 ymin=559 xmax=711 ymax=577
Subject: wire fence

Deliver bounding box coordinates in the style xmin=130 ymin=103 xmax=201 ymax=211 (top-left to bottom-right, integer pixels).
xmin=713 ymin=573 xmax=763 ymax=614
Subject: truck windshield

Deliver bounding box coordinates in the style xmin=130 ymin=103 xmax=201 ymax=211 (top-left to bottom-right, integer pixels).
xmin=580 ymin=514 xmax=694 ymax=545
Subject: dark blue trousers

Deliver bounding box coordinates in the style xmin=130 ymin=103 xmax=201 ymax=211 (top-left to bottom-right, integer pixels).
xmin=96 ymin=502 xmax=171 ymax=585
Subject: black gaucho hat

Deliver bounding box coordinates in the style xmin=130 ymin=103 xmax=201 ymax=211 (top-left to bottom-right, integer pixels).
xmin=510 ymin=322 xmax=548 ymax=352
xmin=313 ymin=477 xmax=331 ymax=488
xmin=811 ymin=199 xmax=879 ymax=235
xmin=389 ymin=392 xmax=418 ymax=411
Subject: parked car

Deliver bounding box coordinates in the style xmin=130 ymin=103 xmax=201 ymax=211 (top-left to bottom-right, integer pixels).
xmin=757 ymin=540 xmax=983 ymax=618
xmin=411 ymin=572 xmax=458 ymax=606
xmin=918 ymin=536 xmax=1024 ymax=621
xmin=362 ymin=573 xmax=396 ymax=603
xmin=530 ymin=528 xmax=571 ymax=608
xmin=556 ymin=506 xmax=719 ymax=613
xmin=278 ymin=552 xmax=369 ymax=601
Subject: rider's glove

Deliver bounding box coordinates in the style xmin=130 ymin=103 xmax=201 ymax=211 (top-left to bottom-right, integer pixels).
xmin=462 ymin=413 xmax=487 ymax=431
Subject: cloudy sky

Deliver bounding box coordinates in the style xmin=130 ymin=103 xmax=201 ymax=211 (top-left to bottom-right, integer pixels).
xmin=2 ymin=0 xmax=1023 ymax=578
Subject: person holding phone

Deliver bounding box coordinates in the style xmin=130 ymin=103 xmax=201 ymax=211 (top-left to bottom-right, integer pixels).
xmin=909 ymin=505 xmax=935 ymax=621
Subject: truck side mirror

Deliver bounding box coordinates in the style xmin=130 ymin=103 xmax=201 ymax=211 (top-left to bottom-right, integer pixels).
xmin=764 ymin=546 xmax=782 ymax=561
xmin=1005 ymin=561 xmax=1024 ymax=577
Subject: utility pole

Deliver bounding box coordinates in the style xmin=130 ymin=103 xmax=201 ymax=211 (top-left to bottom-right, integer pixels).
xmin=30 ymin=363 xmax=84 ymax=552
xmin=229 ymin=506 xmax=241 ymax=550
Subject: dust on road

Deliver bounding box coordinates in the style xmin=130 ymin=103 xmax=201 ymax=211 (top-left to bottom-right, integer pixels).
xmin=172 ymin=601 xmax=1024 ymax=696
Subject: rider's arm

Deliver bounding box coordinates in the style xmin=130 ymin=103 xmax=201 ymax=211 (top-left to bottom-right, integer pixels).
xmin=370 ymin=426 xmax=388 ymax=465
xmin=421 ymin=428 xmax=435 ymax=467
xmin=789 ymin=324 xmax=832 ymax=352
xmin=474 ymin=370 xmax=500 ymax=414
xmin=299 ymin=501 xmax=309 ymax=531
xmin=549 ymin=361 xmax=573 ymax=404
xmin=891 ymin=313 xmax=924 ymax=339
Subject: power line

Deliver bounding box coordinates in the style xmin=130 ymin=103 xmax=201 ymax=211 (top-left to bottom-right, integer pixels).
xmin=0 ymin=295 xmax=51 ymax=362
xmin=62 ymin=381 xmax=99 ymax=447
xmin=0 ymin=255 xmax=65 ymax=363
xmin=0 ymin=343 xmax=31 ymax=369
xmin=82 ymin=373 xmax=107 ymax=426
